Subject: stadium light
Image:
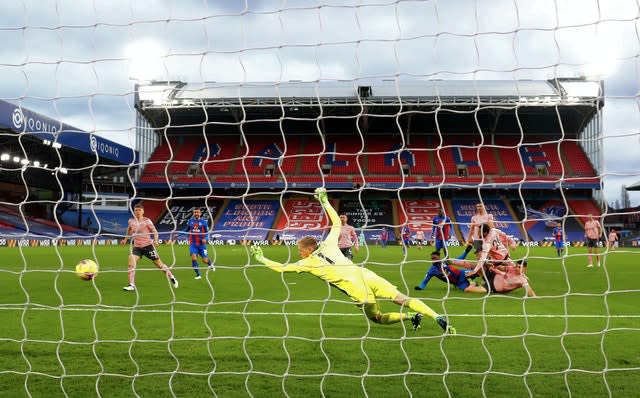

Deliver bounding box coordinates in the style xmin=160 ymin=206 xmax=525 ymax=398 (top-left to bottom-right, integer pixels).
xmin=52 ymin=142 xmax=62 ymax=149
xmin=0 ymin=153 xmax=9 ymax=161
xmin=20 ymin=159 xmax=29 ymax=165
xmin=13 ymin=156 xmax=20 ymax=163
xmin=43 ymin=139 xmax=51 ymax=146
xmin=33 ymin=161 xmax=40 ymax=167
xmin=126 ymin=39 xmax=165 ymax=82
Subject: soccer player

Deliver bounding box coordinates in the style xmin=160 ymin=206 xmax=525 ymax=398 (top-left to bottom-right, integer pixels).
xmin=584 ymin=214 xmax=602 ymax=268
xmin=379 ymin=227 xmax=389 ymax=249
xmin=250 ymin=188 xmax=456 ymax=334
xmin=121 ymin=203 xmax=178 ymax=291
xmin=486 ymin=260 xmax=536 ymax=297
xmin=338 ymin=213 xmax=359 ymax=260
xmin=188 ymin=208 xmax=214 ymax=279
xmin=469 ymin=223 xmax=518 ymax=277
xmin=415 ymin=228 xmax=425 ymax=250
xmin=552 ymin=221 xmax=564 ymax=257
xmin=462 ymin=202 xmax=495 ymax=258
xmin=401 ymin=224 xmax=411 ymax=255
xmin=358 ymin=229 xmax=366 ymax=248
xmin=414 ymin=251 xmax=487 ymax=293
xmin=431 ymin=207 xmax=451 ymax=255
xmin=607 ymin=228 xmax=618 ymax=251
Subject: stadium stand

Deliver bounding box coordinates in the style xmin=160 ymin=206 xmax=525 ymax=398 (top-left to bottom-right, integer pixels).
xmin=561 ymin=141 xmax=596 ymax=176
xmin=0 ymin=204 xmax=90 ymax=237
xmin=568 ymin=199 xmax=602 ymax=224
xmin=137 ymin=133 xmax=598 ymax=187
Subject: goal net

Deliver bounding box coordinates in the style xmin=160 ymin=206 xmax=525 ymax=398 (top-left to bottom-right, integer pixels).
xmin=1 ymin=1 xmax=639 ymax=397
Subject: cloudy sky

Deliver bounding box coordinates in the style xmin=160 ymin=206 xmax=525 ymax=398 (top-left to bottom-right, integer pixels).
xmin=1 ymin=0 xmax=639 ymax=206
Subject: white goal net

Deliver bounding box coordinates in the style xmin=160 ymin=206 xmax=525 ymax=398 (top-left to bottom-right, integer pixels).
xmin=0 ymin=1 xmax=639 ymax=397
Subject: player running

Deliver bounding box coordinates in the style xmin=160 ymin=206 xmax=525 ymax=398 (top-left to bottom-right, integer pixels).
xmin=431 ymin=207 xmax=451 ymax=255
xmin=415 ymin=228 xmax=425 ymax=250
xmin=338 ymin=213 xmax=359 ymax=260
xmin=121 ymin=203 xmax=178 ymax=291
xmin=607 ymin=228 xmax=619 ymax=251
xmin=414 ymin=251 xmax=487 ymax=294
xmin=250 ymin=188 xmax=456 ymax=334
xmin=552 ymin=221 xmax=564 ymax=257
xmin=401 ymin=224 xmax=411 ymax=255
xmin=188 ymin=208 xmax=215 ymax=279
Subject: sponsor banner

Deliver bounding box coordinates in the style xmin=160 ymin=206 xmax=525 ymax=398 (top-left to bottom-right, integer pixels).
xmin=156 ymin=199 xmax=222 ymax=235
xmin=212 ymin=200 xmax=278 ymax=241
xmin=339 ymin=200 xmax=396 ymax=241
xmin=0 ymin=99 xmax=136 ymax=164
xmin=0 ymin=238 xmax=122 ymax=247
xmin=513 ymin=200 xmax=583 ymax=242
xmin=452 ymin=199 xmax=523 ymax=240
xmin=397 ymin=200 xmax=448 ymax=240
xmin=273 ymin=199 xmax=329 ymax=241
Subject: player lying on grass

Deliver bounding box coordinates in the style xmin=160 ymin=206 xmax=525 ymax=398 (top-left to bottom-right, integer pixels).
xmin=250 ymin=188 xmax=456 ymax=334
xmin=485 ymin=260 xmax=536 ymax=297
xmin=414 ymin=251 xmax=487 ymax=293
xmin=463 ymin=224 xmax=536 ymax=297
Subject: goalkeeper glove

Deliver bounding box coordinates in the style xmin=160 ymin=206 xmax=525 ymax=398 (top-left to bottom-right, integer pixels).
xmin=314 ymin=187 xmax=329 ymax=204
xmin=249 ymin=245 xmax=264 ymax=262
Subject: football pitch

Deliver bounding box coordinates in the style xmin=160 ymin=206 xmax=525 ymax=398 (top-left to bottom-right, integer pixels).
xmin=0 ymin=244 xmax=638 ymax=397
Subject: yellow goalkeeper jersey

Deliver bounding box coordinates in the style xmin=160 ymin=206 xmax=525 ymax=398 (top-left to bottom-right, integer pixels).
xmin=259 ymin=198 xmax=398 ymax=303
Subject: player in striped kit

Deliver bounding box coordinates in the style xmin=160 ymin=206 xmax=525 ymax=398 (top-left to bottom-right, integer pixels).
xmin=122 ymin=203 xmax=178 ymax=291
xmin=188 ymin=208 xmax=214 ymax=279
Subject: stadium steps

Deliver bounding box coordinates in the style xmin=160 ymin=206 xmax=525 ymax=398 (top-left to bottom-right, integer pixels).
xmin=427 ymin=151 xmax=437 ymax=177
xmin=568 ymin=199 xmax=602 ymax=226
xmin=492 ymin=147 xmax=506 ymax=176
xmin=443 ymin=199 xmax=463 ymax=240
xmin=558 ymin=145 xmax=575 ymax=177
xmin=501 ymin=196 xmax=528 ymax=240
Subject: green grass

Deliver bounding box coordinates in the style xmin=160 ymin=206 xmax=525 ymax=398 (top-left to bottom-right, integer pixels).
xmin=0 ymin=243 xmax=638 ymax=397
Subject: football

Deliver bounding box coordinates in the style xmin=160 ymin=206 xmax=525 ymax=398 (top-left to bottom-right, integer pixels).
xmin=75 ymin=259 xmax=98 ymax=281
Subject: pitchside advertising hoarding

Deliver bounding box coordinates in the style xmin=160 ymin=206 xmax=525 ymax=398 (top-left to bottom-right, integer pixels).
xmin=452 ymin=199 xmax=523 ymax=240
xmin=274 ymin=199 xmax=328 ymax=242
xmin=156 ymin=199 xmax=222 ymax=240
xmin=211 ymin=200 xmax=278 ymax=243
xmin=0 ymin=99 xmax=136 ymax=164
xmin=396 ymin=199 xmax=458 ymax=242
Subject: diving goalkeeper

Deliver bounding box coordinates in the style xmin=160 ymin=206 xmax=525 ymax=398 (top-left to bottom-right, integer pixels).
xmin=250 ymin=188 xmax=456 ymax=334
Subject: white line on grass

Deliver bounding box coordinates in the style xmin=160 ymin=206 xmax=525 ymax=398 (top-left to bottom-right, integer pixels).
xmin=0 ymin=305 xmax=638 ymax=318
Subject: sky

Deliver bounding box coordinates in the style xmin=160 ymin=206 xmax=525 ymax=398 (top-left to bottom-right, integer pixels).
xmin=0 ymin=0 xmax=639 ymax=206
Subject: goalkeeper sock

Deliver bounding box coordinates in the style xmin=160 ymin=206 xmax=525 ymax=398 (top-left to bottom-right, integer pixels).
xmin=406 ymin=298 xmax=438 ymax=320
xmin=379 ymin=312 xmax=405 ymax=324
xmin=192 ymin=260 xmax=200 ymax=276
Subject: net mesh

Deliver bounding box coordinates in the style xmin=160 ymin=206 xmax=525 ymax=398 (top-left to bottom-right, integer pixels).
xmin=0 ymin=1 xmax=639 ymax=397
